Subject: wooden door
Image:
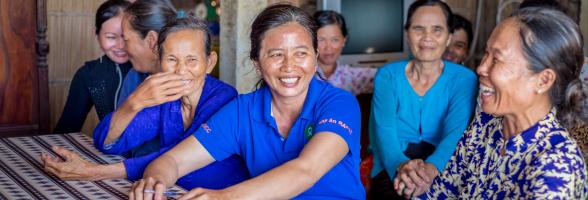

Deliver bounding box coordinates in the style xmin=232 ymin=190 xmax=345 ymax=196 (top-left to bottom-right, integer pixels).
xmin=0 ymin=0 xmax=49 ymax=136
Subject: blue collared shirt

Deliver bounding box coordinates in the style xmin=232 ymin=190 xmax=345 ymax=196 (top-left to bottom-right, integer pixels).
xmin=94 ymin=75 xmax=249 ymax=190
xmin=193 ymin=77 xmax=365 ymax=199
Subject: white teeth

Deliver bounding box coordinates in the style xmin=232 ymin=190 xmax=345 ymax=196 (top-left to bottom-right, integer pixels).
xmin=280 ymin=77 xmax=299 ymax=84
xmin=480 ymin=85 xmax=495 ymax=96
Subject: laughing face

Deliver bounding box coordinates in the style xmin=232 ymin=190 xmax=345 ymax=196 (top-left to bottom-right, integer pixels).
xmin=406 ymin=5 xmax=451 ymax=62
xmin=476 ymin=18 xmax=540 ymax=116
xmin=97 ymin=14 xmax=129 ymax=64
xmin=160 ymin=29 xmax=215 ymax=96
xmin=256 ymin=22 xmax=317 ymax=101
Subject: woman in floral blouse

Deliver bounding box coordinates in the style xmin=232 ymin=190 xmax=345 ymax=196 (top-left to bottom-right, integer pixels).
xmin=313 ymin=11 xmax=377 ymax=96
xmin=414 ymin=7 xmax=588 ymax=199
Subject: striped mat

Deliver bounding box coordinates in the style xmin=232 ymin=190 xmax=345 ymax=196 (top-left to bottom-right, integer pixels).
xmin=0 ymin=133 xmax=185 ymax=200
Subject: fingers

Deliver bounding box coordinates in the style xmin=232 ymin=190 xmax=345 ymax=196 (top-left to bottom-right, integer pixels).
xmin=143 ymin=177 xmax=157 ymax=200
xmin=132 ymin=179 xmax=146 ymax=200
xmin=399 ymin=172 xmax=415 ymax=190
xmin=408 ymin=169 xmax=427 ymax=187
xmin=52 ymin=146 xmax=78 ymax=160
xmin=153 ymin=183 xmax=166 ymax=200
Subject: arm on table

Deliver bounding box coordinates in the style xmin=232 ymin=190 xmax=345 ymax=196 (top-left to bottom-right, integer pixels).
xmin=41 ymin=146 xmax=126 ymax=181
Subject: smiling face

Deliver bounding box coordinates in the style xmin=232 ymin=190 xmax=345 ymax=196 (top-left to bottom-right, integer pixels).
xmin=256 ymin=22 xmax=317 ymax=101
xmin=97 ymin=14 xmax=129 ymax=64
xmin=317 ymin=24 xmax=346 ymax=67
xmin=477 ymin=19 xmax=541 ymax=116
xmin=406 ymin=5 xmax=451 ymax=62
xmin=122 ymin=14 xmax=158 ymax=73
xmin=160 ymin=29 xmax=215 ymax=95
xmin=443 ymin=28 xmax=469 ymax=64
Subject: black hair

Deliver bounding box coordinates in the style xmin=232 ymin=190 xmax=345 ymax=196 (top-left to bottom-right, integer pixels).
xmin=157 ymin=16 xmax=212 ymax=59
xmin=95 ymin=0 xmax=130 ymax=34
xmin=249 ymin=3 xmax=317 ymax=62
xmin=404 ymin=0 xmax=454 ymax=33
xmin=125 ymin=0 xmax=176 ymax=39
xmin=515 ymin=7 xmax=587 ymax=129
xmin=453 ymin=14 xmax=473 ymax=48
xmin=519 ymin=0 xmax=564 ymax=10
xmin=313 ymin=10 xmax=348 ymax=37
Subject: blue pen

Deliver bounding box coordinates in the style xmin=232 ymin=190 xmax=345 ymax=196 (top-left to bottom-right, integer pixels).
xmin=143 ymin=189 xmax=181 ymax=197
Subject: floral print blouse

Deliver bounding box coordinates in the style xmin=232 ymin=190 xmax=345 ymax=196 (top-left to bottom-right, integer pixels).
xmin=316 ymin=63 xmax=377 ymax=96
xmin=422 ymin=108 xmax=588 ymax=199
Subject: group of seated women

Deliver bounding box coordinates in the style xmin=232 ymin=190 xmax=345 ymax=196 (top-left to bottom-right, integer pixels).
xmin=44 ymin=0 xmax=587 ymax=199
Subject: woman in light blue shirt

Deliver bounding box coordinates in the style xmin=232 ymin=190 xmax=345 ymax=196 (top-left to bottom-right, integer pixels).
xmin=368 ymin=0 xmax=477 ymax=198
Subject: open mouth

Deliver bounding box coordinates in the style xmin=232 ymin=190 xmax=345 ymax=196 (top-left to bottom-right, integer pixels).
xmin=279 ymin=77 xmax=300 ymax=87
xmin=480 ymin=84 xmax=495 ymax=99
xmin=113 ymin=51 xmax=128 ymax=58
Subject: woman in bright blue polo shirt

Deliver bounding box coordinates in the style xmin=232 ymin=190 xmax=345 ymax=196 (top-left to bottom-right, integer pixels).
xmin=42 ymin=14 xmax=248 ymax=190
xmin=130 ymin=4 xmax=365 ymax=200
xmin=368 ymin=0 xmax=478 ymax=199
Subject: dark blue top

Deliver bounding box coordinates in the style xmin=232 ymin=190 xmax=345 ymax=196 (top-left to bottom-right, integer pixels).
xmin=193 ymin=77 xmax=365 ymax=199
xmin=93 ymin=75 xmax=249 ymax=190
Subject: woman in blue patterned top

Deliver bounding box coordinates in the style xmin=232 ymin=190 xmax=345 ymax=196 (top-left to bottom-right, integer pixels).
xmin=416 ymin=7 xmax=588 ymax=199
xmin=369 ymin=0 xmax=478 ymax=198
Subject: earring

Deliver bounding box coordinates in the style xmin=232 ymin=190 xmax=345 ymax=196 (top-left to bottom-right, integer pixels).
xmin=536 ymin=88 xmax=542 ymax=94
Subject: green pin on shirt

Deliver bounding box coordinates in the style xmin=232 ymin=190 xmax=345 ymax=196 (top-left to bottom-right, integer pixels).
xmin=304 ymin=124 xmax=314 ymax=140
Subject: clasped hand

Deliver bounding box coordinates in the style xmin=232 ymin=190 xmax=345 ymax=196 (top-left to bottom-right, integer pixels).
xmin=394 ymin=159 xmax=438 ymax=199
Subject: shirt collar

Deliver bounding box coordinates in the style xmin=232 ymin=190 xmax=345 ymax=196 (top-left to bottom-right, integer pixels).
xmin=253 ymin=77 xmax=322 ymax=123
xmin=504 ymin=108 xmax=563 ymax=153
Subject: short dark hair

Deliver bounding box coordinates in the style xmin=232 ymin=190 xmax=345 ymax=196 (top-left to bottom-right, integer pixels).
xmin=313 ymin=10 xmax=348 ymax=37
xmin=515 ymin=7 xmax=586 ymax=129
xmin=125 ymin=0 xmax=176 ymax=39
xmin=453 ymin=14 xmax=473 ymax=48
xmin=404 ymin=0 xmax=454 ymax=33
xmin=249 ymin=4 xmax=317 ymax=62
xmin=157 ymin=16 xmax=212 ymax=59
xmin=95 ymin=0 xmax=130 ymax=34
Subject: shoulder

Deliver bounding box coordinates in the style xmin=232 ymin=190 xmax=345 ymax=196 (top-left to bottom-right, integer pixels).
xmin=313 ymin=80 xmax=359 ymax=111
xmin=375 ymin=60 xmax=408 ymax=81
xmin=204 ymin=75 xmax=238 ymax=98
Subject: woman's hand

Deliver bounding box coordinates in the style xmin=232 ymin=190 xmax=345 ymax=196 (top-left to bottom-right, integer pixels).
xmin=394 ymin=159 xmax=438 ymax=199
xmin=126 ymin=72 xmax=192 ymax=111
xmin=129 ymin=177 xmax=168 ymax=200
xmin=41 ymin=146 xmax=102 ymax=181
xmin=178 ymin=188 xmax=230 ymax=200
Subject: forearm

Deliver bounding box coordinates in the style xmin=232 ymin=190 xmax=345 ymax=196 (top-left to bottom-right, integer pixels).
xmin=223 ymin=159 xmax=318 ymax=199
xmin=104 ymin=95 xmax=142 ymax=144
xmin=94 ymin=162 xmax=127 ymax=180
xmin=142 ymin=154 xmax=180 ymax=188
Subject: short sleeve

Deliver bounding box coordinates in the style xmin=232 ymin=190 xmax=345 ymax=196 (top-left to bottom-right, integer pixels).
xmin=313 ymin=89 xmax=361 ymax=156
xmin=192 ymin=99 xmax=241 ymax=162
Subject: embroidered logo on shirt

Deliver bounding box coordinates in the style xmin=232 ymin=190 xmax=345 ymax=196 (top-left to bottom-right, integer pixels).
xmin=304 ymin=124 xmax=314 ymax=140
xmin=318 ymin=118 xmax=353 ymax=135
xmin=201 ymin=123 xmax=212 ymax=134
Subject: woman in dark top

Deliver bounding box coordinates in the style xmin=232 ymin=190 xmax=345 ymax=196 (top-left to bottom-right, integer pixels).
xmin=54 ymin=0 xmax=132 ymax=134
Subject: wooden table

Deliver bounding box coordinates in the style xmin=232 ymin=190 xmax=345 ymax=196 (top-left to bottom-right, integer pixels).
xmin=0 ymin=133 xmax=185 ymax=199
